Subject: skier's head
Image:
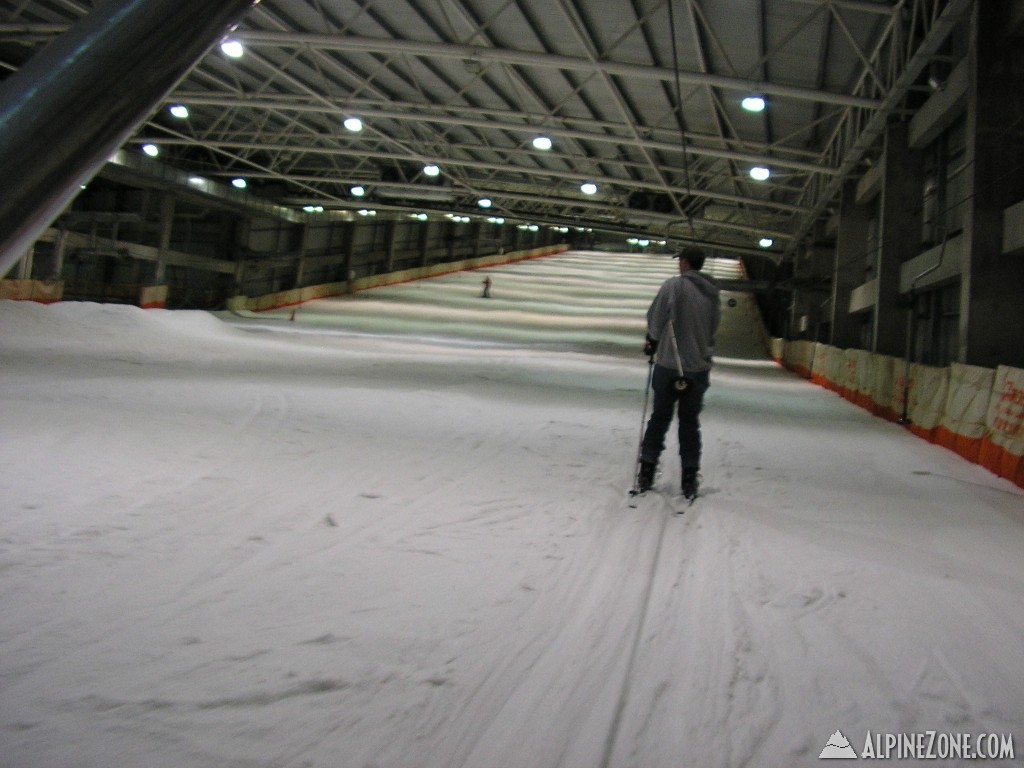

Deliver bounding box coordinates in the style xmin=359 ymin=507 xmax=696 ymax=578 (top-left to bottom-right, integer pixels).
xmin=675 ymin=246 xmax=706 ymax=273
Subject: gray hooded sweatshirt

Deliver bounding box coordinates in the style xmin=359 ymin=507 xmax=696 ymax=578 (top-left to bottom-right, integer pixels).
xmin=647 ymin=271 xmax=721 ymax=373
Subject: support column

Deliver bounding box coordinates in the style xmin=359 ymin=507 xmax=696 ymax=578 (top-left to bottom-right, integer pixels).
xmin=0 ymin=0 xmax=257 ymax=278
xmin=832 ymin=182 xmax=872 ymax=349
xmin=138 ymin=193 xmax=175 ymax=308
xmin=473 ymin=221 xmax=484 ymax=258
xmin=876 ymin=121 xmax=923 ymax=356
xmin=231 ymin=218 xmax=251 ymax=297
xmin=418 ymin=222 xmax=430 ymax=268
xmin=154 ymin=192 xmax=175 ymax=285
xmin=384 ymin=220 xmax=398 ymax=272
xmin=50 ymin=227 xmax=68 ymax=281
xmin=293 ymin=223 xmax=309 ymax=289
xmin=445 ymin=223 xmax=457 ymax=262
xmin=343 ymin=223 xmax=356 ymax=293
xmin=17 ymin=246 xmax=34 ymax=280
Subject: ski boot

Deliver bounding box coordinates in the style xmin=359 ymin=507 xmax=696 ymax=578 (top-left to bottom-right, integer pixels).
xmin=638 ymin=461 xmax=657 ymax=493
xmin=682 ymin=467 xmax=699 ymax=500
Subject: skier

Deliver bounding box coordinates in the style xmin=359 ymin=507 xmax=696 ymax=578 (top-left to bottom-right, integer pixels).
xmin=637 ymin=246 xmax=721 ymax=499
xmin=481 ymin=276 xmax=492 ymax=298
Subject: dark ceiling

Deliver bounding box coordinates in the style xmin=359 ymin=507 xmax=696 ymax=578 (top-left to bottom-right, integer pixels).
xmin=0 ymin=0 xmax=978 ymax=260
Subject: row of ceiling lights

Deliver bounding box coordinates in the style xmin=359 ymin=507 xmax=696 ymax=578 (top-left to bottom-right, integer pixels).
xmin=138 ymin=38 xmax=776 ymax=249
xmin=215 ymin=36 xmax=776 ymax=185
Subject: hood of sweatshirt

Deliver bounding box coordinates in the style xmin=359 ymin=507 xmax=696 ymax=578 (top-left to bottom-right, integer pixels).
xmin=680 ymin=270 xmax=720 ymax=300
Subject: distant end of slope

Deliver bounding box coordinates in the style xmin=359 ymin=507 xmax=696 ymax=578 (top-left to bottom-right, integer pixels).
xmin=716 ymin=291 xmax=770 ymax=360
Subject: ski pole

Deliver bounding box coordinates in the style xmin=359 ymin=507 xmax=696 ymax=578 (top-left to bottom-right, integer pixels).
xmin=631 ymin=354 xmax=656 ymax=494
xmin=667 ymin=317 xmax=687 ymax=392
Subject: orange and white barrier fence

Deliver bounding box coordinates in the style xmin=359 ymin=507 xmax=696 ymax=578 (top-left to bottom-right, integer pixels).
xmin=773 ymin=338 xmax=1024 ymax=490
xmin=981 ymin=367 xmax=1024 ymax=488
xmin=0 ymin=278 xmax=63 ymax=303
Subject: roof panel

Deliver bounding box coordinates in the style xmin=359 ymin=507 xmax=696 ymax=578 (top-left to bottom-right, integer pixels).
xmin=0 ymin=0 xmax=969 ymax=256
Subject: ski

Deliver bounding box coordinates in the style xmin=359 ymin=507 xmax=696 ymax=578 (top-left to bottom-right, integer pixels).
xmin=627 ymin=488 xmax=692 ymax=514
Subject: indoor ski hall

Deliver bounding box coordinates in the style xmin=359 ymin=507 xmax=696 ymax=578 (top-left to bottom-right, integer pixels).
xmin=2 ymin=1 xmax=1023 ymax=767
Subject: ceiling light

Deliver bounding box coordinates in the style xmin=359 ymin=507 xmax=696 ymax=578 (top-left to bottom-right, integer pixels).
xmin=759 ymin=237 xmax=774 ymax=248
xmin=358 ymin=209 xmax=376 ymax=216
xmin=423 ymin=164 xmax=441 ymax=177
xmin=580 ymin=182 xmax=598 ymax=195
xmin=220 ymin=39 xmax=244 ymax=58
xmin=532 ymin=136 xmax=553 ymax=151
xmin=741 ymin=95 xmax=766 ymax=112
xmin=142 ymin=143 xmax=159 ymax=157
xmin=343 ymin=117 xmax=363 ymax=132
xmin=749 ymin=166 xmax=771 ymax=181
xmin=478 ymin=198 xmax=492 ymax=208
xmin=487 ymin=217 xmax=505 ymax=224
xmin=350 ymin=185 xmax=366 ymax=197
xmin=231 ymin=178 xmax=247 ymax=189
xmin=169 ymin=105 xmax=189 ymax=119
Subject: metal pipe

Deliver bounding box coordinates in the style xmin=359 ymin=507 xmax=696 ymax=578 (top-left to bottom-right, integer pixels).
xmin=0 ymin=0 xmax=258 ymax=279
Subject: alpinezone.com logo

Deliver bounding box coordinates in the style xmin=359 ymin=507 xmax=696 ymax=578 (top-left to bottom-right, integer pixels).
xmin=820 ymin=729 xmax=1016 ymax=760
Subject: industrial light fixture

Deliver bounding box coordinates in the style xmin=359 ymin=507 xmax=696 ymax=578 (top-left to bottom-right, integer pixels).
xmin=220 ymin=39 xmax=244 ymax=58
xmin=749 ymin=166 xmax=771 ymax=181
xmin=532 ymin=136 xmax=553 ymax=151
xmin=580 ymin=182 xmax=598 ymax=195
xmin=423 ymin=164 xmax=441 ymax=177
xmin=142 ymin=143 xmax=159 ymax=157
xmin=478 ymin=198 xmax=493 ymax=208
xmin=169 ymin=105 xmax=189 ymax=119
xmin=759 ymin=237 xmax=774 ymax=248
xmin=343 ymin=117 xmax=363 ymax=132
xmin=231 ymin=178 xmax=247 ymax=189
xmin=741 ymin=95 xmax=766 ymax=112
xmin=350 ymin=185 xmax=366 ymax=197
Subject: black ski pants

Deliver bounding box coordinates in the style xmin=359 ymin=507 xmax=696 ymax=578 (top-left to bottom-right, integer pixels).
xmin=640 ymin=364 xmax=710 ymax=470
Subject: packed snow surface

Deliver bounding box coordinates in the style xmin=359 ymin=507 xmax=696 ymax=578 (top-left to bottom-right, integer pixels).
xmin=1 ymin=250 xmax=1022 ymax=768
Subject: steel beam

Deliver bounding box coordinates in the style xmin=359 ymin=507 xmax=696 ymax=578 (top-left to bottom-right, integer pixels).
xmin=0 ymin=0 xmax=258 ymax=278
xmin=235 ymin=32 xmax=883 ymax=110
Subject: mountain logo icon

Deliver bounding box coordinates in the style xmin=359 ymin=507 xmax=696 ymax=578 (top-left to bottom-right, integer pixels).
xmin=819 ymin=729 xmax=858 ymax=759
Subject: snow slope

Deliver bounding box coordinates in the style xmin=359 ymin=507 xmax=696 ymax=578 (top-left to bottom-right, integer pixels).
xmin=1 ymin=250 xmax=1022 ymax=768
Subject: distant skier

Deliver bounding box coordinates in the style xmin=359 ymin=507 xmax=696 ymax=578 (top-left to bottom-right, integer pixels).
xmin=481 ymin=276 xmax=492 ymax=298
xmin=637 ymin=246 xmax=720 ymax=499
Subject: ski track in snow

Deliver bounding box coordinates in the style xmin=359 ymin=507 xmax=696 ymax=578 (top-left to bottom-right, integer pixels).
xmin=1 ymin=250 xmax=1023 ymax=768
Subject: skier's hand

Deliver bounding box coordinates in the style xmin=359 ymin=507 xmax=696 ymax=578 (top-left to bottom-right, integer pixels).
xmin=643 ymin=335 xmax=658 ymax=357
